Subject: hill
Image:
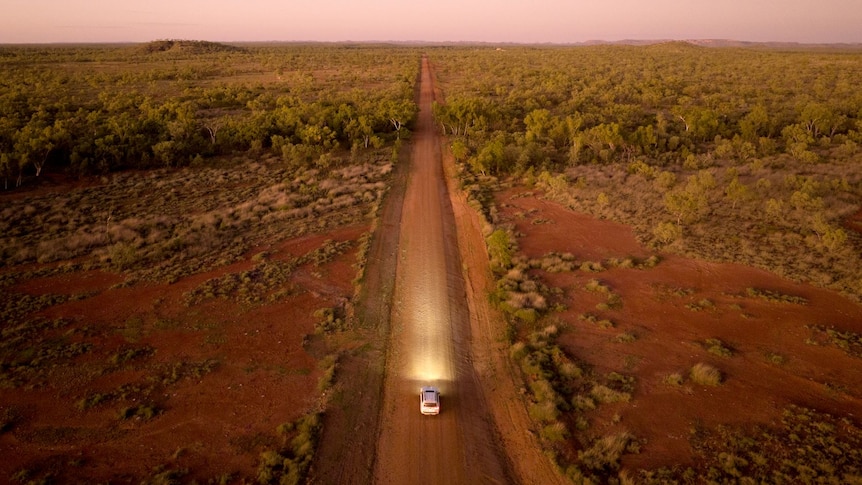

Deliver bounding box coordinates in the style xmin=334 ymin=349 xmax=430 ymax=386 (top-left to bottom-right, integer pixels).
xmin=137 ymin=39 xmax=246 ymax=55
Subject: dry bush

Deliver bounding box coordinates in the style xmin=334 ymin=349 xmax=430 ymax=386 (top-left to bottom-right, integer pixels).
xmin=663 ymin=372 xmax=685 ymax=386
xmin=578 ymin=432 xmax=634 ymax=472
xmin=590 ymin=384 xmax=631 ymax=404
xmin=529 ymin=400 xmax=560 ymax=423
xmin=540 ymin=421 xmax=569 ymax=443
xmin=690 ymin=363 xmax=722 ymax=386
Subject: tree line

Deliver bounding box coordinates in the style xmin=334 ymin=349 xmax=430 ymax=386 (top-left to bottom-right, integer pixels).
xmin=430 ymin=43 xmax=862 ymax=174
xmin=0 ymin=42 xmax=419 ymax=188
xmin=430 ymin=43 xmax=862 ymax=300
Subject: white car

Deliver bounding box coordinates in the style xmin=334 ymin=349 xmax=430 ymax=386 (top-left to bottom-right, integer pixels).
xmin=419 ymin=386 xmax=440 ymax=415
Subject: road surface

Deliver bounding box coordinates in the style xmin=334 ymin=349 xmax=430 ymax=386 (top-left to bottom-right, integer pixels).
xmin=371 ymin=56 xmax=514 ymax=485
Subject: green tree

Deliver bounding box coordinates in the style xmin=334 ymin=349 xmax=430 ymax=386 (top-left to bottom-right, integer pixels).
xmin=739 ymin=104 xmax=770 ymax=141
xmin=724 ymin=176 xmax=750 ymax=210
xmin=487 ymin=229 xmax=514 ymax=272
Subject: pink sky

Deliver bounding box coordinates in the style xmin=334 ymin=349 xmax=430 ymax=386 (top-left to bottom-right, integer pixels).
xmin=1 ymin=0 xmax=860 ymax=44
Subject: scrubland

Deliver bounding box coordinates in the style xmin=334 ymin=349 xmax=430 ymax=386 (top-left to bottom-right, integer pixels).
xmin=432 ymin=44 xmax=862 ymax=483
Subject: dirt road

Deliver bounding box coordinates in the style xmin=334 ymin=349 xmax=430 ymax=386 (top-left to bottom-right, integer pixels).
xmin=371 ymin=56 xmax=514 ymax=484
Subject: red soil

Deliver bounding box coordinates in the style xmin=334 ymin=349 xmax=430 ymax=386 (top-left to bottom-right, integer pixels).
xmin=0 ymin=226 xmax=364 ymax=483
xmin=497 ymin=188 xmax=862 ymax=471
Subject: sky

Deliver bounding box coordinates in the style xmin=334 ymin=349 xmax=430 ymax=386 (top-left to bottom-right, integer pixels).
xmin=1 ymin=0 xmax=860 ymax=45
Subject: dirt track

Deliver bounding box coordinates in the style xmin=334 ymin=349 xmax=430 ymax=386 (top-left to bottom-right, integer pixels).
xmin=371 ymin=56 xmax=514 ymax=484
xmin=312 ymin=55 xmax=567 ymax=485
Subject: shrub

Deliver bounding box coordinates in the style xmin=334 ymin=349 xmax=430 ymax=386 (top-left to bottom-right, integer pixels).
xmin=614 ymin=332 xmax=637 ymax=343
xmin=705 ymin=338 xmax=734 ymax=357
xmin=107 ymin=242 xmax=139 ymax=270
xmin=663 ymin=373 xmax=684 ymax=386
xmin=580 ymin=261 xmax=605 ymax=272
xmin=766 ymin=352 xmax=786 ymax=365
xmin=514 ymin=308 xmax=539 ymax=323
xmin=540 ymin=421 xmax=569 ymax=443
xmin=653 ymin=221 xmax=682 ymax=244
xmin=117 ymin=403 xmax=160 ymax=421
xmin=585 ymin=279 xmax=610 ymax=293
xmin=313 ymin=307 xmax=348 ymax=334
xmin=590 ymin=385 xmax=631 ymax=404
xmin=572 ymin=395 xmax=596 ymax=411
xmin=510 ymin=342 xmax=528 ymax=361
xmin=690 ymin=363 xmax=722 ymax=386
xmin=529 ymin=400 xmax=560 ymax=423
xmin=578 ymin=433 xmax=634 ymax=471
xmin=317 ymin=354 xmax=338 ymax=393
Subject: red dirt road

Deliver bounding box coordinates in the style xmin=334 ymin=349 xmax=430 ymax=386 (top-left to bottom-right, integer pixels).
xmin=371 ymin=57 xmax=515 ymax=484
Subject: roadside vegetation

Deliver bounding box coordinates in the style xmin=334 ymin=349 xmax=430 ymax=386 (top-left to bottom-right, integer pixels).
xmin=434 ymin=44 xmax=862 ymax=483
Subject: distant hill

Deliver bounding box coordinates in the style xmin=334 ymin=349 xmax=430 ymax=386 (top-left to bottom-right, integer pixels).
xmin=136 ymin=39 xmax=246 ymax=55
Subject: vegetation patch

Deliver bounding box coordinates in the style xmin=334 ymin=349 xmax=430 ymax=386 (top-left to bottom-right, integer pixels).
xmin=641 ymin=405 xmax=862 ymax=483
xmin=702 ymin=338 xmax=734 ymax=358
xmin=685 ymin=298 xmax=715 ymax=312
xmin=745 ymin=287 xmax=809 ymax=305
xmin=435 ymin=45 xmax=862 ymax=302
xmin=806 ymin=325 xmax=862 ymax=358
xmin=0 ymin=318 xmax=92 ymax=389
xmin=689 ymin=363 xmax=723 ymax=386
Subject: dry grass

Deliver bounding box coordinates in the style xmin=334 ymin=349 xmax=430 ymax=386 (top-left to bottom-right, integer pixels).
xmin=1 ymin=156 xmax=392 ymax=288
xmin=689 ymin=363 xmax=723 ymax=386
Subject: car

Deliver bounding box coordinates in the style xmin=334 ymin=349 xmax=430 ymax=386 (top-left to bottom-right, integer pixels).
xmin=419 ymin=386 xmax=440 ymax=415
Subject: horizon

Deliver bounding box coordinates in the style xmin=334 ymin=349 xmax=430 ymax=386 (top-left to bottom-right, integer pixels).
xmin=2 ymin=0 xmax=861 ymax=45
xmin=3 ymin=39 xmax=862 ymax=48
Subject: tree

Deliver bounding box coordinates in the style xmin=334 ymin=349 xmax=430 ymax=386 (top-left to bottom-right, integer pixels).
xmin=382 ymin=99 xmax=415 ymax=139
xmin=739 ymin=104 xmax=770 ymax=141
xmin=345 ymin=115 xmax=375 ymax=149
xmin=809 ymin=213 xmax=848 ymax=252
xmin=800 ymin=102 xmax=839 ymax=139
xmin=450 ymin=139 xmax=469 ymax=162
xmin=0 ymin=153 xmax=12 ymax=190
xmin=724 ymin=176 xmax=750 ymax=210
xmin=665 ymin=189 xmax=704 ymax=226
xmin=664 ymin=172 xmax=712 ymax=225
xmin=487 ymin=229 xmax=514 ymax=272
xmin=524 ymin=109 xmax=553 ymax=144
xmin=14 ymin=118 xmax=59 ymax=179
xmin=471 ymin=136 xmax=506 ymax=175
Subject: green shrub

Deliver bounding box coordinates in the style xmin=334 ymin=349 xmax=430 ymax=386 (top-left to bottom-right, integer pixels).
xmin=529 ymin=400 xmax=560 ymax=423
xmin=510 ymin=342 xmax=528 ymax=361
xmin=487 ymin=229 xmax=514 ymax=272
xmin=513 ymin=308 xmax=539 ymax=323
